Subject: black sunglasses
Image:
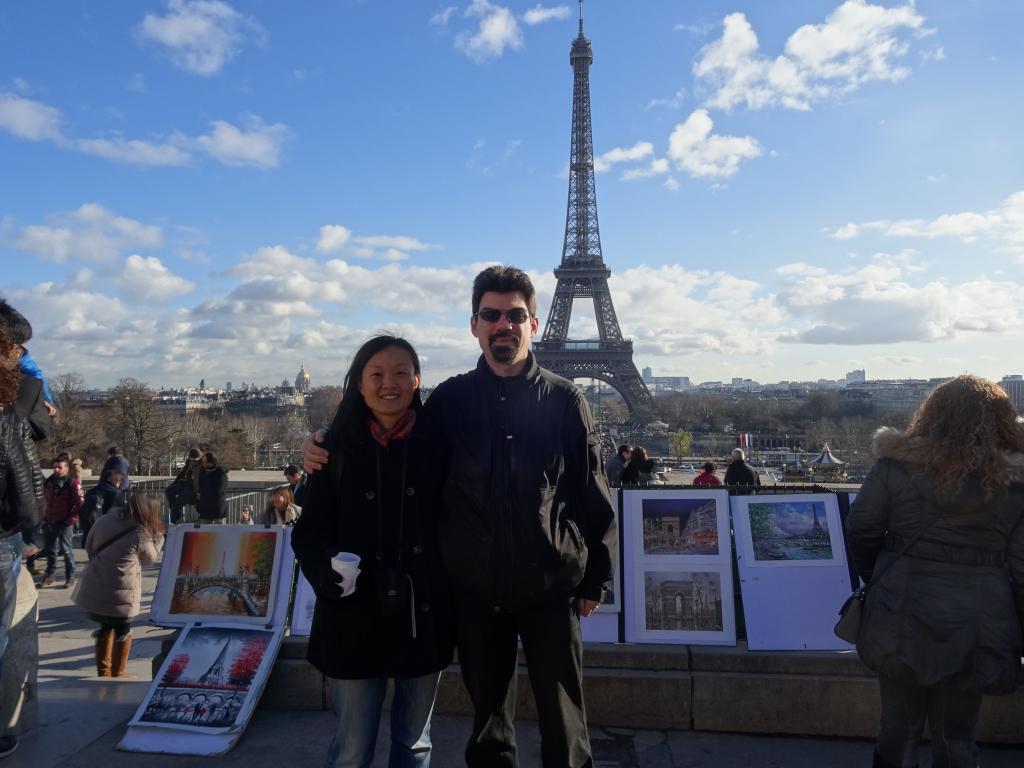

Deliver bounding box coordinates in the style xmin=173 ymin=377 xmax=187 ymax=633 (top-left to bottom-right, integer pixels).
xmin=473 ymin=307 xmax=530 ymax=324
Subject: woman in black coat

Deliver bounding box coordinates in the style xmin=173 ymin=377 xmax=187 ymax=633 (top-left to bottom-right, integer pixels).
xmin=847 ymin=375 xmax=1024 ymax=768
xmin=291 ymin=336 xmax=452 ymax=768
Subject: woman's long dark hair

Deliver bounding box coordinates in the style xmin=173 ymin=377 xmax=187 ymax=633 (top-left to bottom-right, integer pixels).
xmin=0 ymin=326 xmax=21 ymax=408
xmin=327 ymin=335 xmax=422 ymax=452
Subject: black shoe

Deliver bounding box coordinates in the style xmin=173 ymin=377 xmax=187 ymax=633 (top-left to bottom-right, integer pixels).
xmin=0 ymin=735 xmax=18 ymax=759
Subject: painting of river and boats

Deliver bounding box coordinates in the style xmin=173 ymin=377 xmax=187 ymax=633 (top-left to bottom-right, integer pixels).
xmin=747 ymin=499 xmax=837 ymax=564
xmin=151 ymin=526 xmax=289 ymax=627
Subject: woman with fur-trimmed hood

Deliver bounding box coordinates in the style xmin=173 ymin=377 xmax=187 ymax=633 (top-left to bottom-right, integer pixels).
xmin=847 ymin=375 xmax=1024 ymax=768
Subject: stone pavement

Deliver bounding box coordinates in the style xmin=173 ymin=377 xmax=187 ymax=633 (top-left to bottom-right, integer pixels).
xmin=11 ymin=545 xmax=1024 ymax=767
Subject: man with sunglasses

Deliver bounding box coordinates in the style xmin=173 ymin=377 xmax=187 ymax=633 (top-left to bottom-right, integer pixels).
xmin=305 ymin=265 xmax=614 ymax=767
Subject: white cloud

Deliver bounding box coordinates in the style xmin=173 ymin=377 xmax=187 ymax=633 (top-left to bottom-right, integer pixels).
xmin=229 ymin=245 xmax=318 ymax=277
xmin=667 ymin=109 xmax=761 ymax=178
xmin=353 ymin=235 xmax=433 ymax=252
xmin=194 ymin=116 xmax=287 ymax=168
xmin=621 ymin=158 xmax=669 ymax=181
xmin=430 ymin=6 xmax=458 ymax=27
xmin=121 ymin=254 xmax=195 ymax=301
xmin=0 ymin=92 xmax=62 ymax=141
xmin=76 ymin=135 xmax=192 ymax=166
xmin=0 ymin=90 xmax=285 ymax=170
xmin=829 ymin=190 xmax=1024 ymax=255
xmin=663 ymin=177 xmax=680 ymax=191
xmin=593 ymin=141 xmax=654 ymax=173
xmin=316 ymin=225 xmax=352 ymax=253
xmin=14 ymin=204 xmax=162 ymax=263
xmin=695 ymin=2 xmax=925 ymax=112
xmin=645 ymin=88 xmax=687 ymax=111
xmin=775 ymin=262 xmax=1024 ymax=345
xmin=455 ymin=0 xmax=524 ymax=62
xmin=137 ymin=0 xmax=266 ymax=76
xmin=522 ymin=5 xmax=570 ymax=25
xmin=829 ymin=222 xmax=859 ymax=240
xmin=921 ymin=46 xmax=945 ymax=63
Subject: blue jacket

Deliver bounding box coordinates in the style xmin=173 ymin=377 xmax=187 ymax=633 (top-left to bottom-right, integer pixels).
xmin=18 ymin=350 xmax=55 ymax=405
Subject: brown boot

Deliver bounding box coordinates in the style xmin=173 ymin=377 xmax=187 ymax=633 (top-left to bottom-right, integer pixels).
xmin=111 ymin=633 xmax=138 ymax=679
xmin=95 ymin=630 xmax=114 ymax=677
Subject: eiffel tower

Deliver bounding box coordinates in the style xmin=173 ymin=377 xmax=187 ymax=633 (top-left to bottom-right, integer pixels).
xmin=533 ymin=1 xmax=652 ymax=418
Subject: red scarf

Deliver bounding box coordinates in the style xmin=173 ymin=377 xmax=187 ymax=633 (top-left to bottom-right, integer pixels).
xmin=367 ymin=409 xmax=417 ymax=447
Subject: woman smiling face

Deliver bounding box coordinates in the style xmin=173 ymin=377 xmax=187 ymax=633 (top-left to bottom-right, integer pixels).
xmin=358 ymin=344 xmax=421 ymax=429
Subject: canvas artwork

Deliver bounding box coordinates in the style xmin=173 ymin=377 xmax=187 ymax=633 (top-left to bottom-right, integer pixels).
xmin=642 ymin=497 xmax=719 ymax=556
xmin=132 ymin=625 xmax=277 ymax=733
xmin=151 ymin=525 xmax=291 ymax=627
xmin=289 ymin=570 xmax=316 ymax=637
xmin=644 ymin=570 xmax=723 ymax=632
xmin=622 ymin=488 xmax=735 ymax=645
xmin=747 ymin=499 xmax=837 ymax=564
xmin=731 ymin=493 xmax=854 ymax=650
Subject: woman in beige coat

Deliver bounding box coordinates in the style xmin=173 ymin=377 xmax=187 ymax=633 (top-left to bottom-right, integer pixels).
xmin=73 ymin=492 xmax=164 ymax=677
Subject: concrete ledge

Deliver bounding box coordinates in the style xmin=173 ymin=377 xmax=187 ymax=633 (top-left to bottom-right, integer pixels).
xmin=153 ymin=635 xmax=1024 ymax=744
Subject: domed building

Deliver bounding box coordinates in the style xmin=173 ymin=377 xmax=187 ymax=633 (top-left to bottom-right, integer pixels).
xmin=295 ymin=363 xmax=311 ymax=394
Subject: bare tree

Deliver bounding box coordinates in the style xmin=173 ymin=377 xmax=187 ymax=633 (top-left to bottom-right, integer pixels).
xmin=107 ymin=378 xmax=175 ymax=475
xmin=46 ymin=373 xmax=92 ymax=457
xmin=306 ymin=386 xmax=344 ymax=431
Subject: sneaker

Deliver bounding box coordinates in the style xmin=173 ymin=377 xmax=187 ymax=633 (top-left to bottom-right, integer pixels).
xmin=64 ymin=577 xmax=76 ymax=590
xmin=38 ymin=574 xmax=55 ymax=588
xmin=0 ymin=735 xmax=18 ymax=759
xmin=22 ymin=545 xmax=40 ymax=558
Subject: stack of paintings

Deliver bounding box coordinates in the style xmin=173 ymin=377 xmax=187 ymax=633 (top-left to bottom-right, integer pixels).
xmin=120 ymin=525 xmax=295 ymax=755
xmin=731 ymin=494 xmax=855 ymax=650
xmin=622 ymin=489 xmax=735 ymax=645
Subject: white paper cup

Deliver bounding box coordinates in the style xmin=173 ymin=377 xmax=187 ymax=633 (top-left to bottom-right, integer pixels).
xmin=331 ymin=552 xmax=361 ymax=595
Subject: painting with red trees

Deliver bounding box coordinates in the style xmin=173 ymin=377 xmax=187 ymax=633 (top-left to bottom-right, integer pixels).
xmin=228 ymin=634 xmax=271 ymax=688
xmin=162 ymin=653 xmax=190 ymax=685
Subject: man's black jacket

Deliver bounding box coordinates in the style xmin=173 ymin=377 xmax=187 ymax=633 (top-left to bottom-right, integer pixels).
xmin=724 ymin=459 xmax=761 ymax=486
xmin=426 ymin=353 xmax=616 ymax=611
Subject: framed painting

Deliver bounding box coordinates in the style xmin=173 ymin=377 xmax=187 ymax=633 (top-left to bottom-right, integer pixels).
xmin=151 ymin=525 xmax=292 ymax=628
xmin=119 ymin=623 xmax=284 ymax=755
xmin=622 ymin=488 xmax=735 ymax=645
xmin=731 ymin=493 xmax=854 ymax=650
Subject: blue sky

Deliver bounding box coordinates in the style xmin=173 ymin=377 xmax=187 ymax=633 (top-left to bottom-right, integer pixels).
xmin=2 ymin=0 xmax=1022 ymax=390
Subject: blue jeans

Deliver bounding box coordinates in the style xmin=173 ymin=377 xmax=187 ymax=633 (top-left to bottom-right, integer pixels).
xmin=325 ymin=672 xmax=441 ymax=768
xmin=0 ymin=536 xmax=21 ymax=663
xmin=41 ymin=523 xmax=75 ymax=581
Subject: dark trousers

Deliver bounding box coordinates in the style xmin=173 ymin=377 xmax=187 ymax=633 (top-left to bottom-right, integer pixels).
xmin=41 ymin=523 xmax=75 ymax=581
xmin=164 ymin=482 xmax=196 ymax=524
xmin=876 ymin=674 xmax=982 ymax=768
xmin=456 ymin=597 xmax=592 ymax=768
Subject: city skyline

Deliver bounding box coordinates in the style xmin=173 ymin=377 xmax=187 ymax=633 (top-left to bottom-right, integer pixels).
xmin=2 ymin=1 xmax=1022 ymax=389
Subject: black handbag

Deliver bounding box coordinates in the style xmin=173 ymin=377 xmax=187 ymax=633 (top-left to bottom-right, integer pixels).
xmin=835 ymin=480 xmax=949 ymax=643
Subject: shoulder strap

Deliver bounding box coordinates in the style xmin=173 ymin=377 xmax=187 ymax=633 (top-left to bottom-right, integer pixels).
xmin=92 ymin=525 xmax=136 ymax=556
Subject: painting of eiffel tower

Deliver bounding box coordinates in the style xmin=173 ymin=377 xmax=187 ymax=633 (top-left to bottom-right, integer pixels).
xmin=532 ymin=1 xmax=652 ymax=419
xmin=747 ymin=500 xmax=835 ymax=562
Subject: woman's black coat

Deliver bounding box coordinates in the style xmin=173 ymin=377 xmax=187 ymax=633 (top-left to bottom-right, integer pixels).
xmin=290 ymin=413 xmax=453 ymax=680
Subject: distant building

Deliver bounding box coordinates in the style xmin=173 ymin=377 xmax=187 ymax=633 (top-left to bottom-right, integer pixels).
xmin=1000 ymin=375 xmax=1023 ymax=413
xmin=226 ymin=381 xmax=232 ymax=392
xmin=642 ymin=367 xmax=690 ymax=392
xmin=845 ymin=369 xmax=866 ymax=385
xmin=295 ymin=363 xmax=311 ymax=394
xmin=842 ymin=378 xmax=950 ymax=411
